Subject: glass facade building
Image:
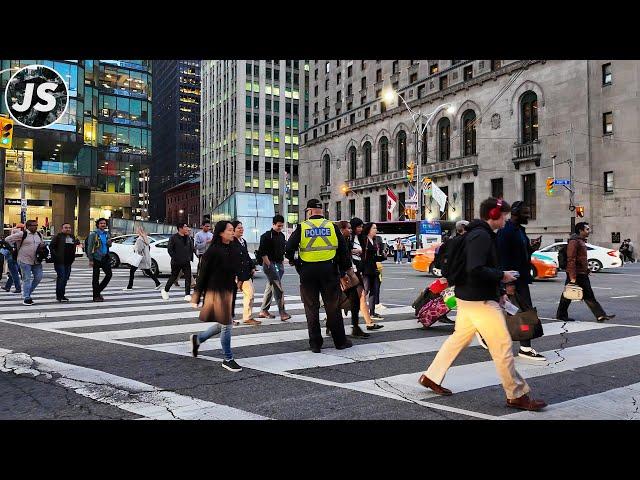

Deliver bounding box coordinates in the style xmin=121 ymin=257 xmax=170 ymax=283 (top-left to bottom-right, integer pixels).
xmin=149 ymin=60 xmax=200 ymax=221
xmin=1 ymin=60 xmax=152 ymax=237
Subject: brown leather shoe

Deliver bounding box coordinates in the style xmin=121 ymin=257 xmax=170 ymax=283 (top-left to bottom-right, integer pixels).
xmin=243 ymin=318 xmax=262 ymax=326
xmin=280 ymin=312 xmax=292 ymax=321
xmin=418 ymin=374 xmax=452 ymax=396
xmin=506 ymin=394 xmax=547 ymax=411
xmin=258 ymin=311 xmax=275 ymax=319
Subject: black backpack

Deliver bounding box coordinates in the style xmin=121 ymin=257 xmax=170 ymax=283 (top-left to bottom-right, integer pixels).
xmin=557 ymin=240 xmax=574 ymax=270
xmin=444 ymin=235 xmax=468 ymax=286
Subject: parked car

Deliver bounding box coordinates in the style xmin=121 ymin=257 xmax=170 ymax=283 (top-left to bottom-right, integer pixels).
xmin=537 ymin=242 xmax=622 ymax=272
xmin=108 ymin=233 xmax=172 ymax=268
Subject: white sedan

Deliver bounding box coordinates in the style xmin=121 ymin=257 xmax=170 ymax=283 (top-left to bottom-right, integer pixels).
xmin=108 ymin=234 xmax=171 ymax=268
xmin=537 ymin=242 xmax=623 ymax=272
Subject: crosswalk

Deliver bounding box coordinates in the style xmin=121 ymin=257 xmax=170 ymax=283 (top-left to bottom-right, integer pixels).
xmin=2 ymin=268 xmax=640 ymax=420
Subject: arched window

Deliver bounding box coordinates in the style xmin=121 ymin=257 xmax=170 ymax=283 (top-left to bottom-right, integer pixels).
xmin=379 ymin=136 xmax=389 ymax=173
xmin=438 ymin=117 xmax=450 ymax=161
xmin=397 ymin=130 xmax=407 ymax=170
xmin=462 ymin=110 xmax=476 ymax=156
xmin=348 ymin=146 xmax=357 ymax=180
xmin=521 ymin=91 xmax=538 ymax=143
xmin=421 ymin=129 xmax=428 ymax=164
xmin=363 ymin=142 xmax=372 ymax=177
xmin=323 ymin=154 xmax=330 ymax=185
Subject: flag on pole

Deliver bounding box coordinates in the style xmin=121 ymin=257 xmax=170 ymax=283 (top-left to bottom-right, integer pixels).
xmin=407 ymin=183 xmax=418 ymax=204
xmin=386 ymin=188 xmax=398 ymax=221
xmin=431 ymin=182 xmax=448 ymax=213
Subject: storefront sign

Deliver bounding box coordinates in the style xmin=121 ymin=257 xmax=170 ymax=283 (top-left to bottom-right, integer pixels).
xmin=5 ymin=198 xmax=52 ymax=207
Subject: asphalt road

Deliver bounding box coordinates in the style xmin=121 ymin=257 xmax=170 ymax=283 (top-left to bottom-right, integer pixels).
xmin=1 ymin=258 xmax=639 ymax=420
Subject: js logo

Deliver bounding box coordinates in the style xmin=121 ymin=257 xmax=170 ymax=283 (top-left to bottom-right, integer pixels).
xmin=4 ymin=65 xmax=69 ymax=129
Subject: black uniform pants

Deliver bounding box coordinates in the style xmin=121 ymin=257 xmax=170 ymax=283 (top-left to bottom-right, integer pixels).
xmin=92 ymin=256 xmax=112 ymax=298
xmin=165 ymin=262 xmax=192 ymax=296
xmin=556 ymin=273 xmax=606 ymax=320
xmin=299 ymin=262 xmax=347 ymax=349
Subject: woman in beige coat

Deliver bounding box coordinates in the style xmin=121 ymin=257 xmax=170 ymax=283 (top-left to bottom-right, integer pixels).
xmin=123 ymin=225 xmax=162 ymax=290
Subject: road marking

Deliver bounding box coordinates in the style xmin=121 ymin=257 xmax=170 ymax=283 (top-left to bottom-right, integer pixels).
xmin=610 ymin=295 xmax=638 ymax=299
xmin=385 ymin=288 xmax=416 ymax=291
xmin=502 ymin=381 xmax=640 ymax=420
xmin=0 ymin=349 xmax=268 ymax=420
xmin=344 ymin=333 xmax=640 ymax=402
xmin=591 ymin=287 xmax=612 ymax=290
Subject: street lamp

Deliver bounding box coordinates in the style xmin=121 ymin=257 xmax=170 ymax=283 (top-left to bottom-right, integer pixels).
xmin=382 ymin=88 xmax=455 ymax=248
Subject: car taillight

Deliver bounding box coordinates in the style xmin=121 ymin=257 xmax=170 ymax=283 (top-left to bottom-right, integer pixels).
xmin=607 ymin=250 xmax=617 ymax=257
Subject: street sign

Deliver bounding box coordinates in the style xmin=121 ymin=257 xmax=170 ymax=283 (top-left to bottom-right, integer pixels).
xmin=553 ymin=179 xmax=571 ymax=185
xmin=20 ymin=199 xmax=27 ymax=208
xmin=419 ymin=220 xmax=441 ymax=235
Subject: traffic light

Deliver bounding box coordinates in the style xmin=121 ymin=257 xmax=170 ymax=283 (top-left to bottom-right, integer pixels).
xmin=407 ymin=162 xmax=415 ymax=182
xmin=576 ymin=206 xmax=585 ymax=217
xmin=0 ymin=117 xmax=14 ymax=149
xmin=546 ymin=177 xmax=555 ymax=196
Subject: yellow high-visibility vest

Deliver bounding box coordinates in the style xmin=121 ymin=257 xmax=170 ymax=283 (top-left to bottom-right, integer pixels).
xmin=299 ymin=218 xmax=338 ymax=262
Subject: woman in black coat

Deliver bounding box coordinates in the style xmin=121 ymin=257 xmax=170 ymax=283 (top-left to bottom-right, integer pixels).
xmin=359 ymin=222 xmax=386 ymax=320
xmin=189 ymin=220 xmax=243 ymax=372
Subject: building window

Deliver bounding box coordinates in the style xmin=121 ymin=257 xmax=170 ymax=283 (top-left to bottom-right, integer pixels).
xmin=361 ymin=77 xmax=367 ymax=90
xmin=323 ymin=154 xmax=331 ymax=185
xmin=392 ymin=61 xmax=399 ymax=74
xmin=603 ymin=111 xmax=613 ymax=135
xmin=323 ymin=202 xmax=329 ymax=218
xmin=376 ymin=69 xmax=382 ymax=82
xmin=604 ymin=171 xmax=614 ymax=193
xmin=314 ymin=85 xmax=318 ymax=96
xmin=462 ymin=109 xmax=477 ymax=156
xmin=379 ymin=136 xmax=389 ymax=173
xmin=336 ymin=118 xmax=341 ymax=129
xmin=337 ymin=90 xmax=342 ymax=102
xmin=491 ymin=178 xmax=504 ymax=199
xmin=350 ymin=112 xmax=356 ymax=124
xmin=602 ymin=63 xmax=612 ymax=86
xmin=430 ymin=63 xmax=438 ymax=75
xmin=522 ymin=174 xmax=537 ymax=220
xmin=463 ymin=183 xmax=474 ymax=221
xmin=361 ymin=60 xmax=366 ymax=69
xmin=398 ymin=192 xmax=405 ymax=220
xmin=364 ymin=197 xmax=371 ymax=222
xmin=410 ymin=72 xmax=418 ymax=83
xmin=337 ymin=72 xmax=341 ymax=84
xmin=336 ymin=200 xmax=342 ymax=220
xmin=463 ymin=65 xmax=473 ymax=81
xmin=396 ymin=130 xmax=407 ymax=170
xmin=314 ymin=68 xmax=318 ymax=80
xmin=326 ymin=62 xmax=330 ymax=73
xmin=417 ymin=84 xmax=425 ymax=98
xmin=349 ymin=146 xmax=357 ymax=180
xmin=324 ymin=96 xmax=329 ymax=108
xmin=364 ymin=107 xmax=370 ymax=119
xmin=349 ymin=199 xmax=356 ymax=218
xmin=421 ymin=129 xmax=428 ymax=164
xmin=325 ymin=78 xmax=329 ymax=90
xmin=363 ymin=141 xmax=372 ymax=176
xmin=521 ymin=91 xmax=538 ymax=143
xmin=380 ymin=195 xmax=387 ymax=221
xmin=438 ymin=117 xmax=451 ymax=161
xmin=347 ymin=65 xmax=352 ymax=77
xmin=491 ymin=60 xmax=502 ymax=71
xmin=439 ymin=75 xmax=448 ymax=90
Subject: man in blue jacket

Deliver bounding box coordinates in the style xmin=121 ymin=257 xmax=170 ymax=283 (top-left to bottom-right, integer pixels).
xmin=496 ymin=201 xmax=545 ymax=361
xmin=86 ymin=218 xmax=113 ymax=302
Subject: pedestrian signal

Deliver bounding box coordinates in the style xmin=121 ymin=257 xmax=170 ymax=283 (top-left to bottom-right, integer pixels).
xmin=0 ymin=117 xmax=14 ymax=149
xmin=576 ymin=206 xmax=585 ymax=217
xmin=546 ymin=177 xmax=554 ymax=196
xmin=407 ymin=162 xmax=415 ymax=182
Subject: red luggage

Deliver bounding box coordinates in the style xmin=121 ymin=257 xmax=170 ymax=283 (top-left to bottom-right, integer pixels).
xmin=417 ymin=296 xmax=450 ymax=329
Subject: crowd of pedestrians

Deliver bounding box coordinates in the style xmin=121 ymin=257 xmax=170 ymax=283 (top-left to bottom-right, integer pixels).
xmin=0 ymin=200 xmax=622 ymax=411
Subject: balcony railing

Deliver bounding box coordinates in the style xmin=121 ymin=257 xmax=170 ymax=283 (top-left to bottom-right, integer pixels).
xmin=345 ymin=170 xmax=406 ymax=191
xmin=320 ymin=184 xmax=331 ymax=198
xmin=512 ymin=140 xmax=541 ymax=169
xmin=422 ymin=154 xmax=479 ymax=179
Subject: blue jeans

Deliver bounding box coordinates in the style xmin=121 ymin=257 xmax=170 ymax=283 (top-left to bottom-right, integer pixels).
xmin=197 ymin=323 xmax=233 ymax=361
xmin=2 ymin=251 xmax=21 ymax=292
xmin=19 ymin=262 xmax=43 ymax=300
xmin=54 ymin=264 xmax=72 ymax=300
xmin=260 ymin=262 xmax=285 ymax=313
xmin=395 ymin=251 xmax=403 ymax=263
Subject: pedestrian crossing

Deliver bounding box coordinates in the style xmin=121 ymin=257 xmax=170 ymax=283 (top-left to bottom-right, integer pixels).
xmin=2 ymin=271 xmax=640 ymax=420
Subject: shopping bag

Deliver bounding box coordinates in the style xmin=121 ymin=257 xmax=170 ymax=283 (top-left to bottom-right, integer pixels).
xmin=506 ymin=309 xmax=544 ymax=341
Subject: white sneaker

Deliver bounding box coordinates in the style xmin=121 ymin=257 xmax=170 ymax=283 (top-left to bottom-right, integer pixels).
xmin=184 ymin=295 xmax=192 ymax=302
xmin=161 ymin=290 xmax=169 ymax=300
xmin=475 ymin=332 xmax=489 ymax=350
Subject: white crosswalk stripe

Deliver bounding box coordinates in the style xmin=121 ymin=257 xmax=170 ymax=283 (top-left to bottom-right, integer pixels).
xmin=3 ymin=274 xmax=640 ymax=420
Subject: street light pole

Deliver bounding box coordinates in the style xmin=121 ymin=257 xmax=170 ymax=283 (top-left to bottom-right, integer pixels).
xmin=388 ymin=91 xmax=454 ymax=249
xmin=18 ymin=152 xmax=26 ymax=224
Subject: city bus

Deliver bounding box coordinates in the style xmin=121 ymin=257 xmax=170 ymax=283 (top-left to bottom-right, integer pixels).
xmin=375 ymin=220 xmax=457 ymax=257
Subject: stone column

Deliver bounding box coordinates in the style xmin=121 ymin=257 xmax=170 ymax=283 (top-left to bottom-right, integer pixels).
xmin=77 ymin=187 xmax=91 ymax=238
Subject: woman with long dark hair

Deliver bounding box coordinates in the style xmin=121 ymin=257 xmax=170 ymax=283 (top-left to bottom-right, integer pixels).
xmin=189 ymin=220 xmax=243 ymax=372
xmin=350 ymin=218 xmax=382 ymax=330
xmin=359 ymin=222 xmax=386 ymax=324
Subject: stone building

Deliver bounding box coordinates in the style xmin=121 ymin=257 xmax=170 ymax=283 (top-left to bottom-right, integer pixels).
xmin=300 ymin=60 xmax=640 ymax=248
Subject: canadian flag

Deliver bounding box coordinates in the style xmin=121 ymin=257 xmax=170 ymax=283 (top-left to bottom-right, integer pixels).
xmin=387 ymin=188 xmax=398 ymax=221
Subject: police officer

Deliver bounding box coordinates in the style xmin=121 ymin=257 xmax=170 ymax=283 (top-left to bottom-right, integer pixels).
xmin=285 ymin=199 xmax=353 ymax=353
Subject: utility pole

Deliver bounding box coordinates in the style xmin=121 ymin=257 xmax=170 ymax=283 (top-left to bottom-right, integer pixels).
xmin=569 ymin=122 xmax=576 ymax=234
xmin=415 ymin=117 xmax=423 ymax=250
xmin=19 ymin=151 xmax=26 ymax=224
xmin=0 ymin=149 xmax=5 ymax=233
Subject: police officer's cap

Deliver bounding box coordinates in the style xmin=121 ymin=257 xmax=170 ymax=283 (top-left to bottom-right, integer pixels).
xmin=306 ymin=199 xmax=323 ymax=210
